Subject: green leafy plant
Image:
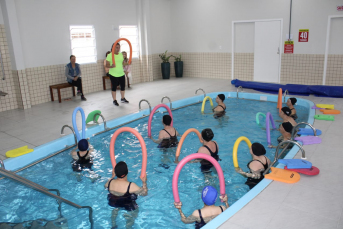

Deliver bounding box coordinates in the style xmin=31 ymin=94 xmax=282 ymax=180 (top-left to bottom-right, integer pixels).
xmin=172 ymin=54 xmax=182 ymax=62
xmin=159 ymin=50 xmax=172 ymax=63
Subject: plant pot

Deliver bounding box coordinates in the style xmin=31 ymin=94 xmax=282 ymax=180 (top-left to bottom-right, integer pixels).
xmin=161 ymin=63 xmax=170 ymax=79
xmin=174 ymin=61 xmax=183 ymax=78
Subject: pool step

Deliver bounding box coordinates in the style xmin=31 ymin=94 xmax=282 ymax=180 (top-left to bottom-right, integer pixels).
xmin=0 ymin=217 xmax=68 ymax=229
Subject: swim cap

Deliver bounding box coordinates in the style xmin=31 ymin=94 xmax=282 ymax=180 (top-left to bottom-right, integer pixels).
xmin=115 ymin=161 xmax=128 ymax=178
xmin=289 ymin=98 xmax=297 ymax=105
xmin=163 ymin=115 xmax=172 ymax=126
xmin=282 ymin=122 xmax=293 ymax=133
xmin=218 ymin=94 xmax=225 ymax=102
xmin=281 ymin=107 xmax=291 ymax=116
xmin=201 ymin=128 xmax=214 ymax=142
xmin=251 ymin=143 xmax=266 ymax=156
xmin=202 ymin=186 xmax=218 ymax=205
xmin=78 ymin=139 xmax=89 ymax=151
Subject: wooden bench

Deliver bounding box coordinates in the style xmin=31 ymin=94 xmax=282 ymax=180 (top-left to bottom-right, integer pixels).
xmin=102 ymin=75 xmax=112 ymax=90
xmin=49 ymin=83 xmax=76 ymax=103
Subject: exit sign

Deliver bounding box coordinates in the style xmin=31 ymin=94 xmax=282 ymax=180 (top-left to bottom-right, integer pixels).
xmin=299 ymin=29 xmax=309 ymax=42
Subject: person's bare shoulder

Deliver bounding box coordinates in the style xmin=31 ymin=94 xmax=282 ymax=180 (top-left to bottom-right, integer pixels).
xmin=129 ymin=182 xmax=141 ymax=193
xmin=192 ymin=209 xmax=199 ymax=217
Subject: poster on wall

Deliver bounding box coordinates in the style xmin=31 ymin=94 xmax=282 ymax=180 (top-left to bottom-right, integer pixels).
xmin=299 ymin=29 xmax=309 ymax=42
xmin=337 ymin=6 xmax=343 ymax=11
xmin=284 ymin=41 xmax=294 ymax=54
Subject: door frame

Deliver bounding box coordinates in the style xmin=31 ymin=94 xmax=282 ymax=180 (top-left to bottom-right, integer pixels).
xmin=231 ymin=18 xmax=283 ymax=83
xmin=322 ymin=15 xmax=343 ymax=85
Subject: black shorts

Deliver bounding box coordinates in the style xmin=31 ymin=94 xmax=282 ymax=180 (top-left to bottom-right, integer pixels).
xmin=109 ymin=75 xmax=125 ymax=91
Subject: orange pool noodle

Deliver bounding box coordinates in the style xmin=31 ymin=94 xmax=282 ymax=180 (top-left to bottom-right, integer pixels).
xmin=175 ymin=128 xmax=203 ymax=162
xmin=319 ymin=109 xmax=340 ymax=115
xmin=277 ymin=88 xmax=282 ymax=112
xmin=111 ymin=38 xmax=132 ymax=66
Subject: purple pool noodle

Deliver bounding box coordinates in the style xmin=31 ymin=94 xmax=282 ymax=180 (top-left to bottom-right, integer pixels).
xmin=266 ymin=112 xmax=276 ymax=145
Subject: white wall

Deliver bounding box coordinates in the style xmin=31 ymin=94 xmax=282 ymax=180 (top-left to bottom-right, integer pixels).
xmin=149 ymin=0 xmax=172 ymax=54
xmin=14 ymin=0 xmax=137 ymax=68
xmin=170 ymin=0 xmax=343 ymax=54
xmin=0 ymin=3 xmax=4 ymax=24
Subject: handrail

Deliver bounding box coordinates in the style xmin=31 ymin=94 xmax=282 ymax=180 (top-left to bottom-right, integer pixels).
xmin=264 ymin=140 xmax=305 ymax=175
xmin=237 ymin=86 xmax=243 ymax=99
xmin=161 ymin=96 xmax=172 ymax=110
xmin=291 ymin=122 xmax=317 ymax=140
xmin=195 ymin=88 xmax=206 ymax=99
xmin=61 ymin=125 xmax=77 ymax=145
xmin=139 ymin=99 xmax=152 ymax=115
xmin=283 ymin=89 xmax=289 ymax=103
xmin=0 ymin=167 xmax=94 ymax=228
xmin=93 ymin=113 xmax=107 ymax=130
xmin=0 ymin=159 xmax=4 ymax=169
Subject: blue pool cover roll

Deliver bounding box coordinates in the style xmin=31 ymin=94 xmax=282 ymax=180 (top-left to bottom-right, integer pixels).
xmin=231 ymin=79 xmax=343 ymax=98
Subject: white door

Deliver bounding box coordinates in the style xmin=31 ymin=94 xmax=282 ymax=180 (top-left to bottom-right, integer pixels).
xmin=254 ymin=21 xmax=281 ymax=83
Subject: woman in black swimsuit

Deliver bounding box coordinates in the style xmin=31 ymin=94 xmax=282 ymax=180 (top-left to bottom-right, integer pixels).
xmin=213 ymin=94 xmax=226 ymax=119
xmin=71 ymin=139 xmax=93 ymax=172
xmin=287 ymin=97 xmax=298 ymax=120
xmin=174 ymin=186 xmax=229 ymax=228
xmin=150 ymin=115 xmax=180 ymax=148
xmin=235 ymin=143 xmax=270 ymax=189
xmin=196 ymin=128 xmax=220 ymax=173
xmin=105 ymin=161 xmax=148 ymax=228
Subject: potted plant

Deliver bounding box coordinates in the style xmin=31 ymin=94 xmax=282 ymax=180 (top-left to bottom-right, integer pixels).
xmin=172 ymin=54 xmax=183 ymax=78
xmin=159 ymin=50 xmax=172 ymax=79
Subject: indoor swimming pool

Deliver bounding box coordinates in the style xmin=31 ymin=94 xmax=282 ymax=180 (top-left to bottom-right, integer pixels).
xmin=0 ymin=92 xmax=313 ymax=229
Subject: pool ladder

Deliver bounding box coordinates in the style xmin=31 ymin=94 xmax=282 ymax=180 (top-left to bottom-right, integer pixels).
xmin=60 ymin=125 xmax=77 ymax=145
xmin=237 ymin=86 xmax=243 ymax=99
xmin=283 ymin=89 xmax=289 ymax=103
xmin=93 ymin=113 xmax=108 ymax=131
xmin=0 ymin=167 xmax=94 ymax=228
xmin=161 ymin=96 xmax=172 ymax=110
xmin=263 ymin=140 xmax=306 ymax=175
xmin=291 ymin=122 xmax=317 ymax=140
xmin=139 ymin=99 xmax=152 ymax=116
xmin=195 ymin=88 xmax=206 ymax=101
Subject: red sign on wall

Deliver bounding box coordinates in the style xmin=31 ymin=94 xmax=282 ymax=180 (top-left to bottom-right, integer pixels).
xmin=284 ymin=41 xmax=294 ymax=54
xmin=299 ymin=29 xmax=309 ymax=42
xmin=337 ymin=6 xmax=343 ymax=11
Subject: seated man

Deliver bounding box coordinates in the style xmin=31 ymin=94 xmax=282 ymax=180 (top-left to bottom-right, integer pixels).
xmin=105 ymin=161 xmax=148 ymax=229
xmin=150 ymin=115 xmax=181 ymax=148
xmin=174 ymin=186 xmax=229 ymax=228
xmin=197 ymin=128 xmax=220 ymax=173
xmin=235 ymin=143 xmax=271 ymax=189
xmin=287 ymin=98 xmax=298 ymax=120
xmin=270 ymin=122 xmax=293 ymax=148
xmin=213 ymin=94 xmax=226 ymax=118
xmin=71 ymin=139 xmax=93 ymax=172
xmin=279 ymin=107 xmax=297 ymax=126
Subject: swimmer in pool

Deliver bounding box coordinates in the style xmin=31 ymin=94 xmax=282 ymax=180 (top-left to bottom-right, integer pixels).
xmin=196 ymin=128 xmax=220 ymax=173
xmin=287 ymin=98 xmax=298 ymax=120
xmin=71 ymin=139 xmax=93 ymax=172
xmin=279 ymin=107 xmax=297 ymax=126
xmin=149 ymin=115 xmax=181 ymax=148
xmin=105 ymin=161 xmax=148 ymax=229
xmin=235 ymin=143 xmax=271 ymax=189
xmin=270 ymin=122 xmax=293 ymax=148
xmin=174 ymin=186 xmax=229 ymax=228
xmin=212 ymin=94 xmax=226 ymax=118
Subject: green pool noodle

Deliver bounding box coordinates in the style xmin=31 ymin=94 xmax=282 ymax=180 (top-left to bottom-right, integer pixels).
xmin=256 ymin=112 xmax=266 ymax=126
xmin=86 ymin=110 xmax=102 ymax=124
xmin=314 ymin=114 xmax=334 ymax=121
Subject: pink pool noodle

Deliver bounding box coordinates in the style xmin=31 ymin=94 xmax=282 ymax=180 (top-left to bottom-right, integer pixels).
xmin=110 ymin=127 xmax=147 ymax=178
xmin=266 ymin=112 xmax=276 ymax=146
xmin=148 ymin=104 xmax=173 ymax=137
xmin=172 ymin=153 xmax=226 ymax=204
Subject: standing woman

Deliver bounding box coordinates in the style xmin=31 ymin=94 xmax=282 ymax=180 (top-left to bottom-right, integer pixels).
xmin=65 ymin=55 xmax=86 ymax=101
xmin=106 ymin=43 xmax=129 ymax=106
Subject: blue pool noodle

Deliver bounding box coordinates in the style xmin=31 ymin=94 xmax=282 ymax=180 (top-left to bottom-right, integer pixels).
xmin=72 ymin=107 xmax=86 ymax=142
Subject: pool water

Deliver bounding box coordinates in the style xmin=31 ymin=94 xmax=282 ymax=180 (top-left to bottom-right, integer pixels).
xmin=0 ymin=98 xmax=309 ymax=228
